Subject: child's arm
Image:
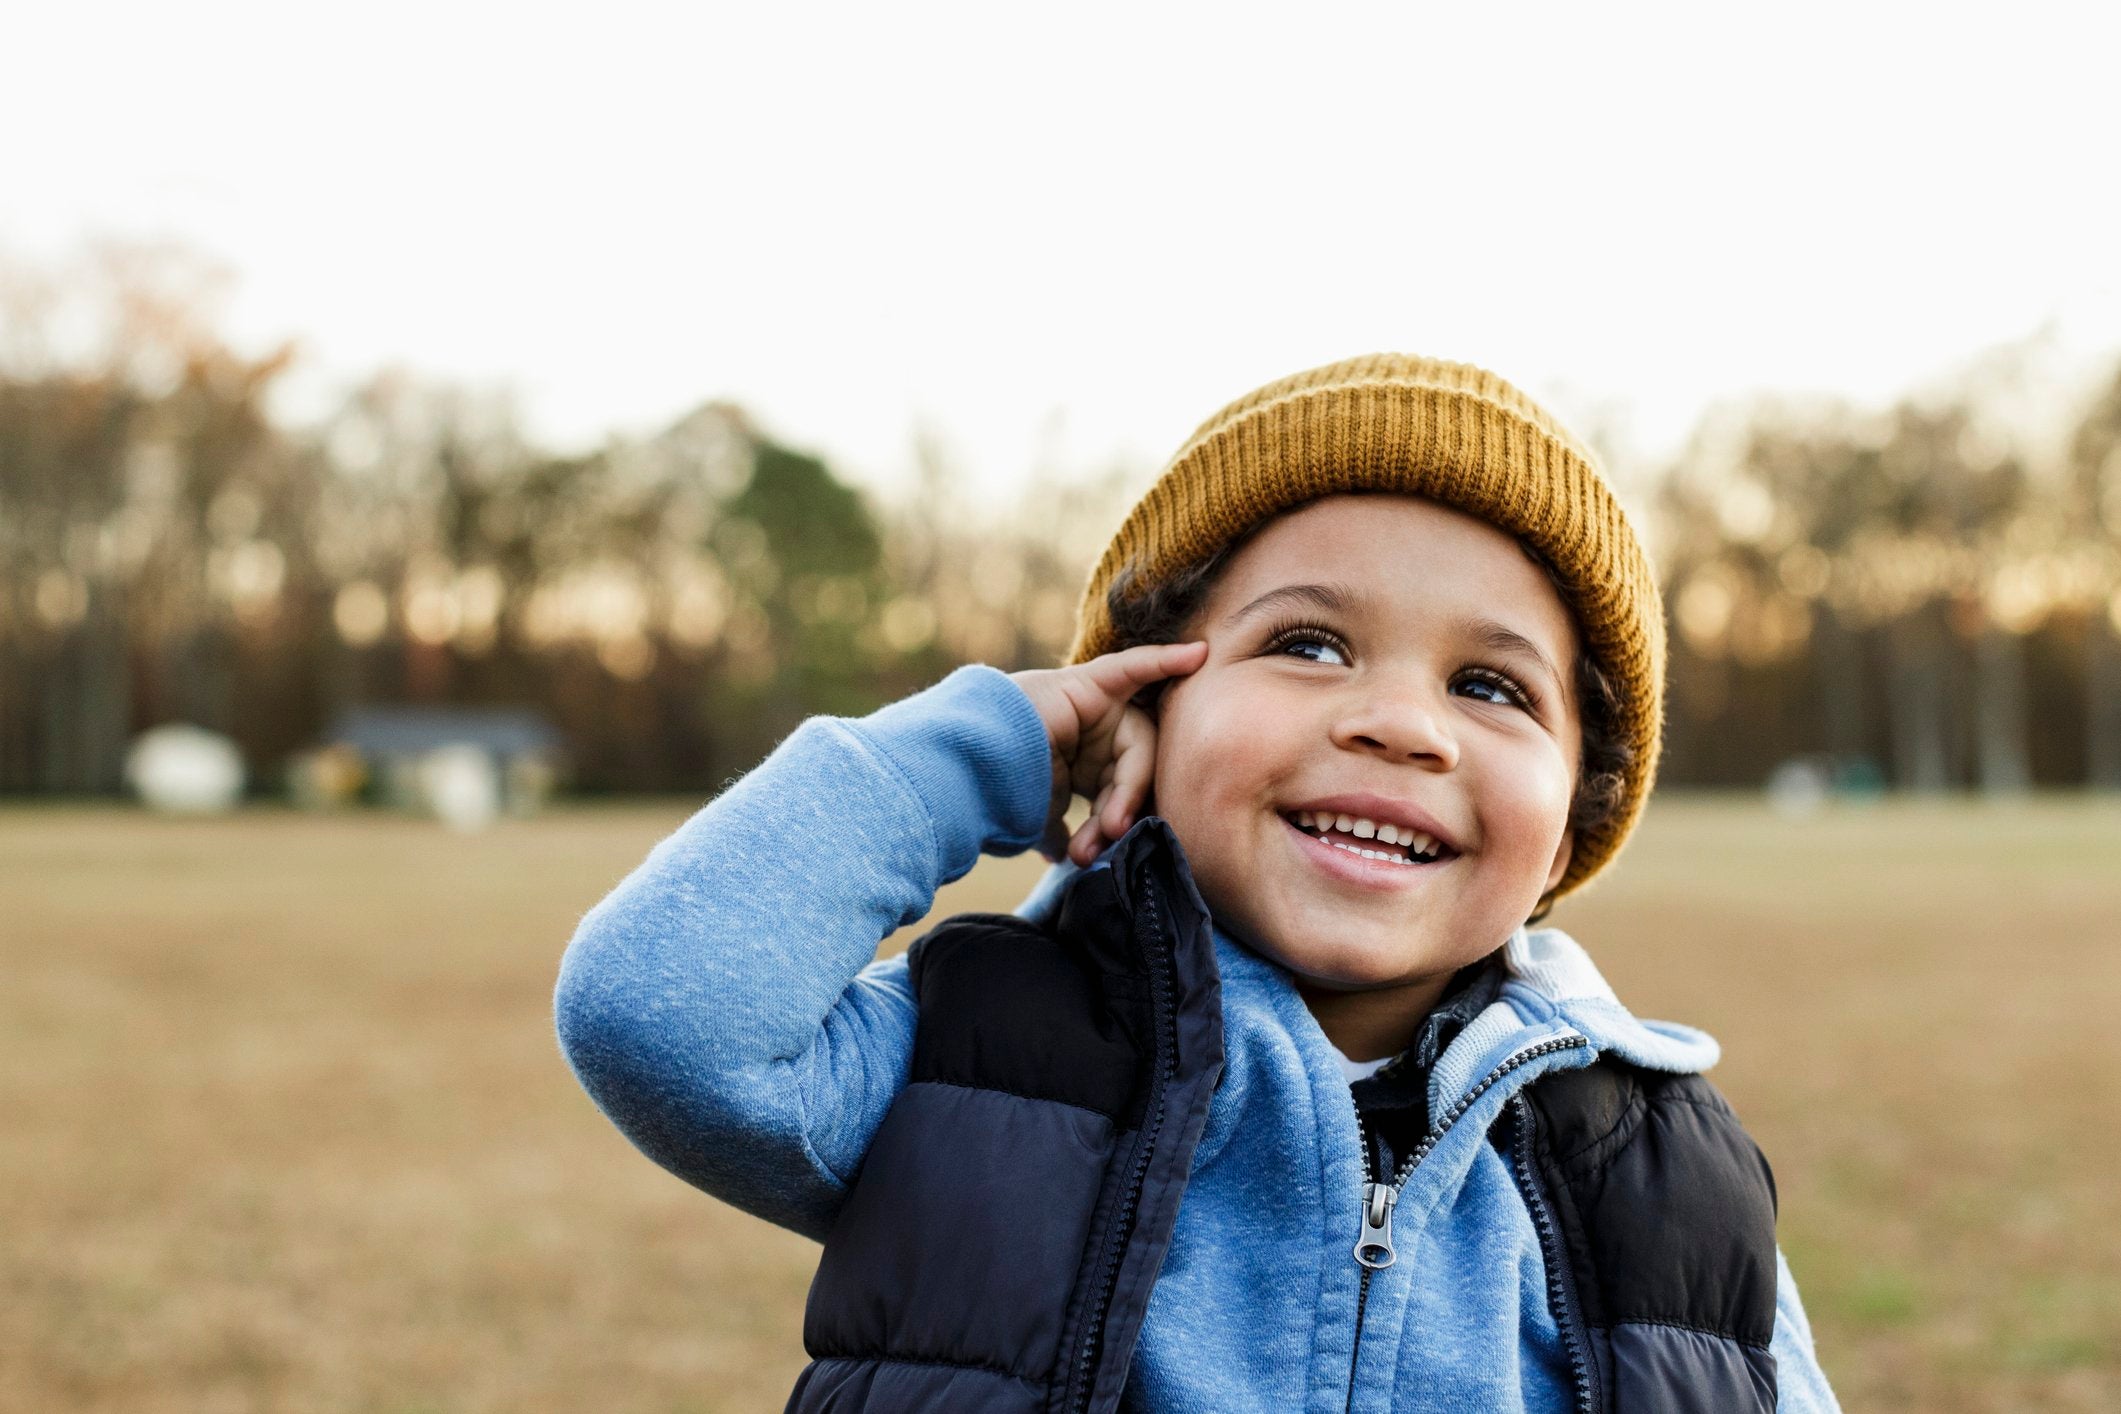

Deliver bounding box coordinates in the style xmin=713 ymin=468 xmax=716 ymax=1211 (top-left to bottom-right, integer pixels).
xmin=1771 ymin=1246 xmax=1844 ymax=1412
xmin=552 ymin=665 xmax=1054 ymax=1242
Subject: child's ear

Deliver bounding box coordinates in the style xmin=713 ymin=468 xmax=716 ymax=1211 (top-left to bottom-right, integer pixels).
xmin=1541 ymin=825 xmax=1575 ymax=897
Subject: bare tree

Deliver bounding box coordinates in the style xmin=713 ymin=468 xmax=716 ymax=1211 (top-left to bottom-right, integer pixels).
xmin=2066 ymin=360 xmax=2121 ymax=788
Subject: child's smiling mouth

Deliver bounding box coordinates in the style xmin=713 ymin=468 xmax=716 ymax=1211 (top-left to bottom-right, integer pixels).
xmin=1277 ymin=805 xmax=1462 ymax=889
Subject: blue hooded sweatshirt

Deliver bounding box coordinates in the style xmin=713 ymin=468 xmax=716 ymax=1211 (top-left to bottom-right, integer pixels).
xmin=554 ymin=665 xmax=1842 ymax=1412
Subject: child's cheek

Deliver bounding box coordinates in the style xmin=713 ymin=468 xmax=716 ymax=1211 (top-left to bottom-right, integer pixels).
xmin=1150 ymin=679 xmax=1239 ymax=843
xmin=1491 ymin=746 xmax=1578 ymax=876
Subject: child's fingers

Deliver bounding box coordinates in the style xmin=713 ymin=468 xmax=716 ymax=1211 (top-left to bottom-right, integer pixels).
xmin=1017 ymin=642 xmax=1203 ymax=777
xmin=1067 ymin=811 xmax=1107 ymax=867
xmin=1077 ymin=640 xmax=1207 ymax=707
xmin=1099 ymin=712 xmax=1159 ymax=839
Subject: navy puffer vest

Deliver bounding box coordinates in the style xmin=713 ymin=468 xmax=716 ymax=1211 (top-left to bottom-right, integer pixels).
xmin=786 ymin=821 xmax=1777 ymax=1413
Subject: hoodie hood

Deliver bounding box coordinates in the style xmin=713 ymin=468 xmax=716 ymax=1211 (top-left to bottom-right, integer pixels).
xmin=1498 ymin=925 xmax=1720 ymax=1071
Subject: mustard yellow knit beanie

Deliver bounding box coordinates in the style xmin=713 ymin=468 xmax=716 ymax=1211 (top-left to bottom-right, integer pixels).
xmin=1065 ymin=352 xmax=1666 ymax=901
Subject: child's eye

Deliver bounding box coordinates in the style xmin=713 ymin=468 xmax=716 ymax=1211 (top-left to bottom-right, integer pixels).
xmin=1261 ymin=618 xmax=1350 ymax=666
xmin=1454 ymin=666 xmax=1537 ymax=711
xmin=1259 ymin=620 xmax=1538 ymax=711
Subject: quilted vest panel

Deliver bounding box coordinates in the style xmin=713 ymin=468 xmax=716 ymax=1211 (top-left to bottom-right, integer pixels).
xmin=1518 ymin=1061 xmax=1781 ymax=1412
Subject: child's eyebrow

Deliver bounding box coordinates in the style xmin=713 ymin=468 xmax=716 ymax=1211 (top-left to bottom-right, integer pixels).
xmin=1221 ymin=581 xmax=1365 ymax=627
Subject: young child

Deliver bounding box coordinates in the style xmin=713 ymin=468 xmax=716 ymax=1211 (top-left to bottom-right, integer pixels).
xmin=555 ymin=354 xmax=1841 ymax=1412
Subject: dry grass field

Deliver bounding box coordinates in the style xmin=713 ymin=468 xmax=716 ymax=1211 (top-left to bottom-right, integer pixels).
xmin=5 ymin=795 xmax=2119 ymax=1412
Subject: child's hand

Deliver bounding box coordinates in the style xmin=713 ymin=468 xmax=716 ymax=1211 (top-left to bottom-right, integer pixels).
xmin=1009 ymin=640 xmax=1209 ymax=867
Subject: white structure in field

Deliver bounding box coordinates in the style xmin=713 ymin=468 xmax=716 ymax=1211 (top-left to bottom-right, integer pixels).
xmin=1765 ymin=757 xmax=1832 ymax=820
xmin=312 ymin=705 xmax=563 ymax=827
xmin=125 ymin=724 xmax=246 ymax=814
xmin=419 ymin=744 xmax=503 ymax=832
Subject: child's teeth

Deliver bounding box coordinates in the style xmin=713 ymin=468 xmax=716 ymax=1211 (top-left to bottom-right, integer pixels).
xmin=1288 ymin=809 xmax=1450 ymax=864
xmin=1325 ymin=838 xmax=1416 ymax=865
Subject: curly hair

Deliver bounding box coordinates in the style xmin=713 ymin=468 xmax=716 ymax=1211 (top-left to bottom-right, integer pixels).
xmin=1099 ymin=507 xmax=1633 ymax=925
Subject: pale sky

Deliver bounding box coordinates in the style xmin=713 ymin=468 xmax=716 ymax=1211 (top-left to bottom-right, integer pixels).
xmin=7 ymin=1 xmax=2118 ymax=509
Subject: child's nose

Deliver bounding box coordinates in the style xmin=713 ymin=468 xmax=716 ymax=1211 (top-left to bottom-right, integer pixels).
xmin=1330 ymin=686 xmax=1461 ymax=769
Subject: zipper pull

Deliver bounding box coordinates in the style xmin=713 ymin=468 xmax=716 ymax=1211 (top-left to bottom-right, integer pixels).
xmin=1353 ymin=1181 xmax=1397 ymax=1269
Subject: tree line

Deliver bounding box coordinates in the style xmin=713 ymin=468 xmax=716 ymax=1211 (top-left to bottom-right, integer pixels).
xmin=4 ymin=245 xmax=2118 ymax=798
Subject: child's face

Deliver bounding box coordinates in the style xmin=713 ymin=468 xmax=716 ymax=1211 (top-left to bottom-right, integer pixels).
xmin=1150 ymin=493 xmax=1582 ymax=1011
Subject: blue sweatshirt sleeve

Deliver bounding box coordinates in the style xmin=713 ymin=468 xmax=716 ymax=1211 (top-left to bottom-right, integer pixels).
xmin=1772 ymin=1246 xmax=1842 ymax=1411
xmin=552 ymin=664 xmax=1054 ymax=1243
